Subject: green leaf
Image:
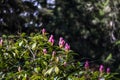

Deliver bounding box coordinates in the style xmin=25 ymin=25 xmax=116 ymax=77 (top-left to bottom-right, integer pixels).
xmin=2 ymin=35 xmax=7 ymax=38
xmin=104 ymin=53 xmax=112 ymax=63
xmin=54 ymin=66 xmax=59 ymax=74
xmin=19 ymin=41 xmax=23 ymax=46
xmin=32 ymin=43 xmax=37 ymax=50
xmin=44 ymin=67 xmax=53 ymax=75
xmin=115 ymin=41 xmax=120 ymax=45
xmin=34 ymin=67 xmax=40 ymax=73
xmin=12 ymin=52 xmax=16 ymax=57
xmin=21 ymin=33 xmax=26 ymax=37
xmin=99 ymin=10 xmax=105 ymax=16
xmin=103 ymin=0 xmax=109 ymax=6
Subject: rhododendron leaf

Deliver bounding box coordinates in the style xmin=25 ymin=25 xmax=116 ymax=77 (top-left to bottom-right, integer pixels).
xmin=2 ymin=35 xmax=7 ymax=38
xmin=115 ymin=41 xmax=120 ymax=45
xmin=8 ymin=35 xmax=14 ymax=38
xmin=19 ymin=41 xmax=23 ymax=46
xmin=21 ymin=33 xmax=26 ymax=37
xmin=43 ymin=61 xmax=48 ymax=66
xmin=12 ymin=52 xmax=16 ymax=57
xmin=55 ymin=66 xmax=59 ymax=74
xmin=34 ymin=67 xmax=40 ymax=73
xmin=32 ymin=43 xmax=37 ymax=50
xmin=105 ymin=53 xmax=112 ymax=63
xmin=57 ymin=51 xmax=65 ymax=54
xmin=44 ymin=67 xmax=53 ymax=75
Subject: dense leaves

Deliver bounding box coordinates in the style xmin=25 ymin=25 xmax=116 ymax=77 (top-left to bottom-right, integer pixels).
xmin=0 ymin=32 xmax=116 ymax=79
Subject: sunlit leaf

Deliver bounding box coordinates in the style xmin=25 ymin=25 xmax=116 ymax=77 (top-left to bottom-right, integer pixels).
xmin=19 ymin=41 xmax=23 ymax=46
xmin=34 ymin=67 xmax=40 ymax=73
xmin=54 ymin=66 xmax=59 ymax=74
xmin=31 ymin=43 xmax=37 ymax=50
xmin=44 ymin=67 xmax=53 ymax=76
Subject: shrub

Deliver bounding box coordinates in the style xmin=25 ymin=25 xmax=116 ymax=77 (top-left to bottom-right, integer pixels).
xmin=0 ymin=29 xmax=117 ymax=79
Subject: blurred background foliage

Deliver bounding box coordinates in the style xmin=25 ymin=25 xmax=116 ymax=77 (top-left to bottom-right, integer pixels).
xmin=0 ymin=0 xmax=120 ymax=75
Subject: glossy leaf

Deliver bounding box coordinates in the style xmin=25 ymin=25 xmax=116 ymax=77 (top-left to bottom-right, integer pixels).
xmin=54 ymin=66 xmax=59 ymax=74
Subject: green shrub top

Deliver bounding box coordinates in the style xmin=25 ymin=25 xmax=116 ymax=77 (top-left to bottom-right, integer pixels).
xmin=0 ymin=29 xmax=116 ymax=79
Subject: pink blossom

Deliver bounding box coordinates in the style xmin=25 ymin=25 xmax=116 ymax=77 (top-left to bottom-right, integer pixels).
xmin=59 ymin=37 xmax=63 ymax=42
xmin=59 ymin=37 xmax=63 ymax=45
xmin=52 ymin=51 xmax=56 ymax=57
xmin=65 ymin=43 xmax=70 ymax=51
xmin=99 ymin=65 xmax=104 ymax=73
xmin=48 ymin=35 xmax=54 ymax=45
xmin=106 ymin=67 xmax=110 ymax=74
xmin=84 ymin=60 xmax=89 ymax=69
xmin=0 ymin=39 xmax=3 ymax=46
xmin=63 ymin=62 xmax=67 ymax=67
xmin=48 ymin=35 xmax=54 ymax=42
xmin=43 ymin=49 xmax=47 ymax=55
xmin=59 ymin=37 xmax=65 ymax=48
xmin=42 ymin=28 xmax=46 ymax=35
xmin=51 ymin=38 xmax=54 ymax=45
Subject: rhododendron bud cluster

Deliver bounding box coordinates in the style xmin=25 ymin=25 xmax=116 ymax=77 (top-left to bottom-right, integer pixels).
xmin=99 ymin=65 xmax=110 ymax=74
xmin=58 ymin=37 xmax=70 ymax=51
xmin=83 ymin=61 xmax=111 ymax=75
xmin=45 ymin=30 xmax=70 ymax=51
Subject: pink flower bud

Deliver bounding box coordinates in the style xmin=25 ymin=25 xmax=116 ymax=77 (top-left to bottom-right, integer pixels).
xmin=59 ymin=37 xmax=63 ymax=45
xmin=63 ymin=62 xmax=67 ymax=67
xmin=42 ymin=28 xmax=46 ymax=35
xmin=43 ymin=49 xmax=47 ymax=55
xmin=59 ymin=37 xmax=63 ymax=42
xmin=106 ymin=68 xmax=110 ymax=74
xmin=52 ymin=51 xmax=56 ymax=57
xmin=51 ymin=38 xmax=54 ymax=45
xmin=99 ymin=65 xmax=104 ymax=73
xmin=0 ymin=39 xmax=3 ymax=46
xmin=65 ymin=43 xmax=70 ymax=51
xmin=84 ymin=60 xmax=89 ymax=69
xmin=59 ymin=37 xmax=65 ymax=48
xmin=49 ymin=35 xmax=54 ymax=40
xmin=18 ymin=66 xmax=21 ymax=72
xmin=48 ymin=35 xmax=54 ymax=45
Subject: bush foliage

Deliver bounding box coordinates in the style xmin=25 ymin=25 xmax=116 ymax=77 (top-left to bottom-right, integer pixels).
xmin=0 ymin=29 xmax=116 ymax=79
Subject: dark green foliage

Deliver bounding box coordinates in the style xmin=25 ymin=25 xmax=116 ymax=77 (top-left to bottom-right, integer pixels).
xmin=0 ymin=33 xmax=116 ymax=79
